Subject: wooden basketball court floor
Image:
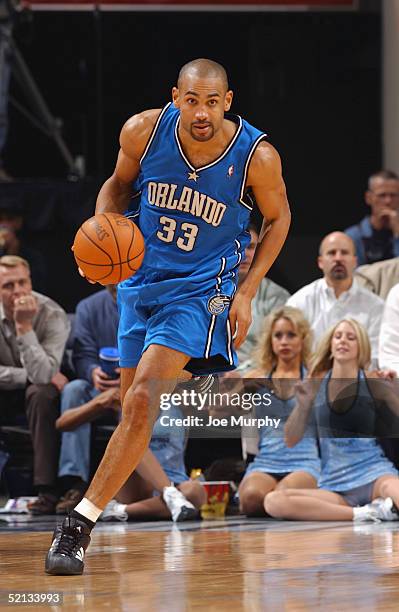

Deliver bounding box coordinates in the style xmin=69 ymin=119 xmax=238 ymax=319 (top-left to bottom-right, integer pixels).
xmin=1 ymin=515 xmax=399 ymax=611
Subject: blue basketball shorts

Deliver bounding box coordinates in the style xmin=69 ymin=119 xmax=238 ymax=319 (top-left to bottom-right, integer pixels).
xmin=117 ymin=283 xmax=238 ymax=375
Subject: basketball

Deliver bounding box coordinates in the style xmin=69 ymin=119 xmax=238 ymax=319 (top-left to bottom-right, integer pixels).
xmin=72 ymin=212 xmax=145 ymax=284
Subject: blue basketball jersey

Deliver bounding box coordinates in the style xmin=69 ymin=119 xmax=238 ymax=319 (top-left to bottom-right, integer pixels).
xmin=122 ymin=102 xmax=266 ymax=304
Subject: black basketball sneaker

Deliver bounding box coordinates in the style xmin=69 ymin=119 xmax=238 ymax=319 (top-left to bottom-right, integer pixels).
xmin=45 ymin=516 xmax=91 ymax=575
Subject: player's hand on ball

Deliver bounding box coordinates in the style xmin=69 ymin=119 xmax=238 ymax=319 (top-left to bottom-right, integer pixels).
xmin=72 ymin=213 xmax=145 ymax=285
xmin=70 ymin=244 xmax=97 ymax=284
xmin=78 ymin=265 xmax=96 ymax=285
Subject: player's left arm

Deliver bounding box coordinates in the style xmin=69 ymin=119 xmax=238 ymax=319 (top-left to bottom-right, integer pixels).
xmin=230 ymin=141 xmax=291 ymax=348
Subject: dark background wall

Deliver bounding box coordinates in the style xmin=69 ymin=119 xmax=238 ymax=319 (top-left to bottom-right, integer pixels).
xmin=3 ymin=9 xmax=381 ymax=311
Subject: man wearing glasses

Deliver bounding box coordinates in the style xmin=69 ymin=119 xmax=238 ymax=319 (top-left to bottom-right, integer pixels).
xmin=345 ymin=170 xmax=399 ymax=265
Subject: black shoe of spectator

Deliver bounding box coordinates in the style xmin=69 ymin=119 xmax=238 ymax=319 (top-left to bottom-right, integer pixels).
xmin=56 ymin=489 xmax=85 ymax=515
xmin=27 ymin=493 xmax=58 ymax=515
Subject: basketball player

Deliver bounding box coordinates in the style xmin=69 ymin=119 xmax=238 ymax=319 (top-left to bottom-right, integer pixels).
xmin=45 ymin=58 xmax=291 ymax=575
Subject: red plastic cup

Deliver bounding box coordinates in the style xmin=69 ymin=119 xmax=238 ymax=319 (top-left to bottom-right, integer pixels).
xmin=200 ymin=481 xmax=230 ymax=519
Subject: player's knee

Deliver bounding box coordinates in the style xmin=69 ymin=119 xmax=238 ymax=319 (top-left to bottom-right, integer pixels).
xmin=239 ymin=486 xmax=265 ymax=516
xmin=122 ymin=383 xmax=151 ymax=423
xmin=130 ymin=382 xmax=150 ymax=409
xmin=264 ymin=491 xmax=288 ymax=518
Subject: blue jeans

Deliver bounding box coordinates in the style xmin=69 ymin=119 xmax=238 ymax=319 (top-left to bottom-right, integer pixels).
xmin=58 ymin=380 xmax=99 ymax=483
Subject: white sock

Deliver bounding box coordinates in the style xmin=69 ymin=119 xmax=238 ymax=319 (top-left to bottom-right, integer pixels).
xmin=353 ymin=506 xmax=371 ymax=522
xmin=74 ymin=497 xmax=103 ymax=523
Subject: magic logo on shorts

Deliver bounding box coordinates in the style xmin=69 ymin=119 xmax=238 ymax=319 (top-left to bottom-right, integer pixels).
xmin=207 ymin=294 xmax=231 ymax=315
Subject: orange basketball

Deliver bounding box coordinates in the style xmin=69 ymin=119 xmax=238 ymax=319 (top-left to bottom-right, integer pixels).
xmin=72 ymin=213 xmax=145 ymax=285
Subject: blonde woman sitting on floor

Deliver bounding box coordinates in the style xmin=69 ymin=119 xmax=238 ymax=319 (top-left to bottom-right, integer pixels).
xmin=239 ymin=306 xmax=320 ymax=517
xmin=265 ymin=319 xmax=399 ymax=522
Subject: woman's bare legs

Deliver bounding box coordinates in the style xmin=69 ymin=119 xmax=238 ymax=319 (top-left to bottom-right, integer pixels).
xmin=264 ymin=487 xmax=353 ymax=521
xmin=373 ymin=475 xmax=399 ymax=508
xmin=238 ymin=470 xmax=317 ymax=517
xmin=238 ymin=472 xmax=278 ymax=516
xmin=116 ymin=473 xmax=206 ymax=520
xmin=275 ymin=470 xmax=317 ymax=490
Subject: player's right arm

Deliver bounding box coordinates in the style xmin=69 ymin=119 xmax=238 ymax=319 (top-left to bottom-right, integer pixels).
xmin=95 ymin=109 xmax=162 ymax=215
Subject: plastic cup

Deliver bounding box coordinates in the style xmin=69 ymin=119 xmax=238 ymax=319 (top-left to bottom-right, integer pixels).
xmin=99 ymin=347 xmax=119 ymax=379
xmin=200 ymin=481 xmax=230 ymax=519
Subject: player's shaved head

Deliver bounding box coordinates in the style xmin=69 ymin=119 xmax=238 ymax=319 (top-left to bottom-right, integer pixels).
xmin=173 ymin=58 xmax=233 ymax=142
xmin=178 ymin=59 xmax=229 ymax=91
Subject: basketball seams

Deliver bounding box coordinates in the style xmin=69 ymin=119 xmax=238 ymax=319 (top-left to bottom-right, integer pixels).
xmin=75 ymin=256 xmax=114 ymax=281
xmin=126 ymin=219 xmax=146 ymax=269
xmin=79 ymin=227 xmax=114 ymax=264
xmin=101 ymin=213 xmax=123 ymax=283
xmin=75 ymin=252 xmax=144 ymax=266
xmin=75 ymin=225 xmax=115 ymax=282
xmin=74 ymin=257 xmax=114 ymax=268
xmin=126 ymin=221 xmax=136 ymax=264
xmin=74 ymin=212 xmax=145 ymax=285
xmin=127 ymin=246 xmax=145 ymax=270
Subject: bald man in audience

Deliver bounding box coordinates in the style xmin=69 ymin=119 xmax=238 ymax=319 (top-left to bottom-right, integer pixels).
xmin=287 ymin=231 xmax=384 ymax=364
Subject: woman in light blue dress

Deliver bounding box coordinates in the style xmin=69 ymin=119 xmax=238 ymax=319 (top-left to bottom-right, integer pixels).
xmin=239 ymin=306 xmax=321 ymax=516
xmin=265 ymin=319 xmax=399 ymax=522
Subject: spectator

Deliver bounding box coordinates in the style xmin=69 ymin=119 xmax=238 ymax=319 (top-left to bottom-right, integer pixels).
xmin=236 ymin=223 xmax=290 ymax=367
xmin=55 ymin=285 xmax=120 ymax=513
xmin=265 ymin=319 xmax=399 ymax=523
xmin=56 ymin=392 xmax=203 ymax=521
xmin=287 ymin=231 xmax=384 ymax=364
xmin=0 ymin=255 xmax=70 ymax=513
xmin=105 ymin=409 xmax=205 ymax=521
xmin=56 ymin=285 xmax=200 ymax=521
xmin=354 ymin=257 xmax=399 ymax=300
xmin=0 ymin=199 xmax=48 ymax=293
xmin=345 ymin=170 xmax=399 ymax=265
xmin=238 ymin=306 xmax=320 ymax=517
xmin=379 ymin=283 xmax=399 ymax=376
